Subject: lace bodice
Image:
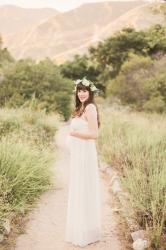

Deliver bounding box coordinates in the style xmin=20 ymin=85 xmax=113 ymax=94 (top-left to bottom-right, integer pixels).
xmin=70 ymin=116 xmax=89 ymax=132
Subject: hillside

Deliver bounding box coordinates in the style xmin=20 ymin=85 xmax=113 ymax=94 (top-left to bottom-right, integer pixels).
xmin=1 ymin=1 xmax=164 ymax=61
xmin=0 ymin=4 xmax=59 ymax=35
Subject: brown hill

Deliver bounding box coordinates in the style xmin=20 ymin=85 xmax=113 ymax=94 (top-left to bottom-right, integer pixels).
xmin=1 ymin=1 xmax=164 ymax=62
xmin=0 ymin=4 xmax=59 ymax=36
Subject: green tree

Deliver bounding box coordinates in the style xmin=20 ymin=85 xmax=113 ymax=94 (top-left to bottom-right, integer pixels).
xmin=107 ymin=53 xmax=166 ymax=113
xmin=0 ymin=35 xmax=14 ymax=67
xmin=60 ymin=54 xmax=104 ymax=96
xmin=0 ymin=58 xmax=73 ymax=120
xmin=60 ymin=54 xmax=99 ymax=81
xmin=89 ymin=28 xmax=148 ymax=79
xmin=145 ymin=24 xmax=166 ymax=56
xmin=89 ymin=25 xmax=166 ymax=84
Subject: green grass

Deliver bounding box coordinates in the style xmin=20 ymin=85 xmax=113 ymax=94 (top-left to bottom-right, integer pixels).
xmin=0 ymin=107 xmax=60 ymax=234
xmin=98 ymin=105 xmax=166 ymax=248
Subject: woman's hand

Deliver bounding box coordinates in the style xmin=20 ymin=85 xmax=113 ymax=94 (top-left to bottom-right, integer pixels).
xmin=70 ymin=130 xmax=77 ymax=136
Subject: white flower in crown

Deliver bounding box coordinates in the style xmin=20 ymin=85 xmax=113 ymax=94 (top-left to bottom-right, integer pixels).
xmin=90 ymin=84 xmax=98 ymax=92
xmin=74 ymin=79 xmax=82 ymax=85
xmin=73 ymin=77 xmax=99 ymax=94
xmin=82 ymin=78 xmax=90 ymax=86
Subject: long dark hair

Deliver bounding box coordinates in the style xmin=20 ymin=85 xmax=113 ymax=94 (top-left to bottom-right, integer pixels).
xmin=71 ymin=82 xmax=100 ymax=128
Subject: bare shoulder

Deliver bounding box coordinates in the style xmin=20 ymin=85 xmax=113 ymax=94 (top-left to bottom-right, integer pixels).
xmin=85 ymin=103 xmax=97 ymax=112
xmin=84 ymin=104 xmax=97 ymax=119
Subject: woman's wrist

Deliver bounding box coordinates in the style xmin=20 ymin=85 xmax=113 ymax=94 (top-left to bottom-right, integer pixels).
xmin=70 ymin=130 xmax=77 ymax=137
xmin=70 ymin=129 xmax=97 ymax=140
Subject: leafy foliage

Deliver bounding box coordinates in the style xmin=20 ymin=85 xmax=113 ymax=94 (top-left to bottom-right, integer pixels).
xmin=0 ymin=36 xmax=14 ymax=68
xmin=0 ymin=58 xmax=73 ymax=120
xmin=89 ymin=25 xmax=166 ymax=81
xmin=1 ymin=22 xmax=166 ymax=115
xmin=60 ymin=24 xmax=166 ymax=103
xmin=107 ymin=54 xmax=166 ymax=113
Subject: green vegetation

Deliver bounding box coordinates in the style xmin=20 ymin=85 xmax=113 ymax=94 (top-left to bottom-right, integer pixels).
xmin=1 ymin=24 xmax=166 ymax=116
xmin=60 ymin=54 xmax=102 ymax=93
xmin=0 ymin=10 xmax=166 ymax=248
xmin=1 ymin=58 xmax=73 ymax=120
xmin=0 ymin=37 xmax=14 ymax=67
xmin=98 ymin=106 xmax=166 ymax=248
xmin=0 ymin=107 xmax=59 ymax=234
xmin=107 ymin=53 xmax=166 ymax=113
xmin=60 ymin=24 xmax=166 ymax=113
xmin=0 ymin=40 xmax=73 ymax=121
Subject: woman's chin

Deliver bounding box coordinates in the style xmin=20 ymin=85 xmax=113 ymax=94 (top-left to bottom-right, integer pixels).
xmin=80 ymin=99 xmax=87 ymax=103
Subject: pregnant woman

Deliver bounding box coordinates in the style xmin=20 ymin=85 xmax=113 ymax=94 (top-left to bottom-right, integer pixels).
xmin=65 ymin=78 xmax=101 ymax=247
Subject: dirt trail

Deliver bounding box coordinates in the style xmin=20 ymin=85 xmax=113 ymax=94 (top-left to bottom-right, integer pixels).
xmin=12 ymin=124 xmax=128 ymax=250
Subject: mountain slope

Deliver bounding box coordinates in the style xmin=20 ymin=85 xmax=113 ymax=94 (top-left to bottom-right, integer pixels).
xmin=2 ymin=1 xmax=145 ymax=59
xmin=1 ymin=1 xmax=164 ymax=61
xmin=0 ymin=4 xmax=59 ymax=36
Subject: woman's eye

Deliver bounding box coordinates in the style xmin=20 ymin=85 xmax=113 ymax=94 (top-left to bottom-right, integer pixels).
xmin=78 ymin=90 xmax=87 ymax=93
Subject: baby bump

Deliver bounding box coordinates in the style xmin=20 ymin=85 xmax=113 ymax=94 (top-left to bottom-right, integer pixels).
xmin=70 ymin=120 xmax=89 ymax=132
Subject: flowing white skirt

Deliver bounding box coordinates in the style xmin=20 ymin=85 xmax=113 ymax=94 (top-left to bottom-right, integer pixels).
xmin=65 ymin=135 xmax=101 ymax=247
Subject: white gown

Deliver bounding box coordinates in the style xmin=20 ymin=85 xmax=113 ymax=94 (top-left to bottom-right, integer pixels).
xmin=65 ymin=115 xmax=101 ymax=247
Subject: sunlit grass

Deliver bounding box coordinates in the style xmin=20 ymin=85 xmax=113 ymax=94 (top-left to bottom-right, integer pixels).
xmin=98 ymin=105 xmax=166 ymax=248
xmin=0 ymin=136 xmax=54 ymax=216
xmin=0 ymin=107 xmax=60 ymax=234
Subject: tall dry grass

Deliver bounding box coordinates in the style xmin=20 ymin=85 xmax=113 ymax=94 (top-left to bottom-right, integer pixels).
xmin=98 ymin=105 xmax=166 ymax=248
xmin=0 ymin=107 xmax=60 ymax=234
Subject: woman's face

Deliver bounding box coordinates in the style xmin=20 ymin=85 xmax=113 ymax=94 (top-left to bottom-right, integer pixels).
xmin=77 ymin=89 xmax=89 ymax=103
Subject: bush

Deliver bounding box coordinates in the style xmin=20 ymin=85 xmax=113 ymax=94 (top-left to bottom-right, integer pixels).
xmin=107 ymin=54 xmax=166 ymax=113
xmin=143 ymin=95 xmax=166 ymax=113
xmin=0 ymin=58 xmax=73 ymax=120
xmin=0 ymin=107 xmax=59 ymax=223
xmin=0 ymin=136 xmax=54 ymax=222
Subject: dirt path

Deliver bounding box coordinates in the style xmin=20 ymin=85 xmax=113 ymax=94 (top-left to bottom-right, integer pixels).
xmin=12 ymin=124 xmax=129 ymax=250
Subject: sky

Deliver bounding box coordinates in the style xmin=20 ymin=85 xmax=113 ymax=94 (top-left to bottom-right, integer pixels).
xmin=0 ymin=0 xmax=147 ymax=12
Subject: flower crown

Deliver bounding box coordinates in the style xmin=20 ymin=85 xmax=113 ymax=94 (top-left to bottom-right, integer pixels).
xmin=73 ymin=77 xmax=99 ymax=94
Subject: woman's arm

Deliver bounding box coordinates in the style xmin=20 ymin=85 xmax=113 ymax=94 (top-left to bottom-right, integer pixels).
xmin=70 ymin=104 xmax=98 ymax=140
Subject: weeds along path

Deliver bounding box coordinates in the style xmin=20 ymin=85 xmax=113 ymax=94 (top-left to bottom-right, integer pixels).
xmin=13 ymin=124 xmax=128 ymax=250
